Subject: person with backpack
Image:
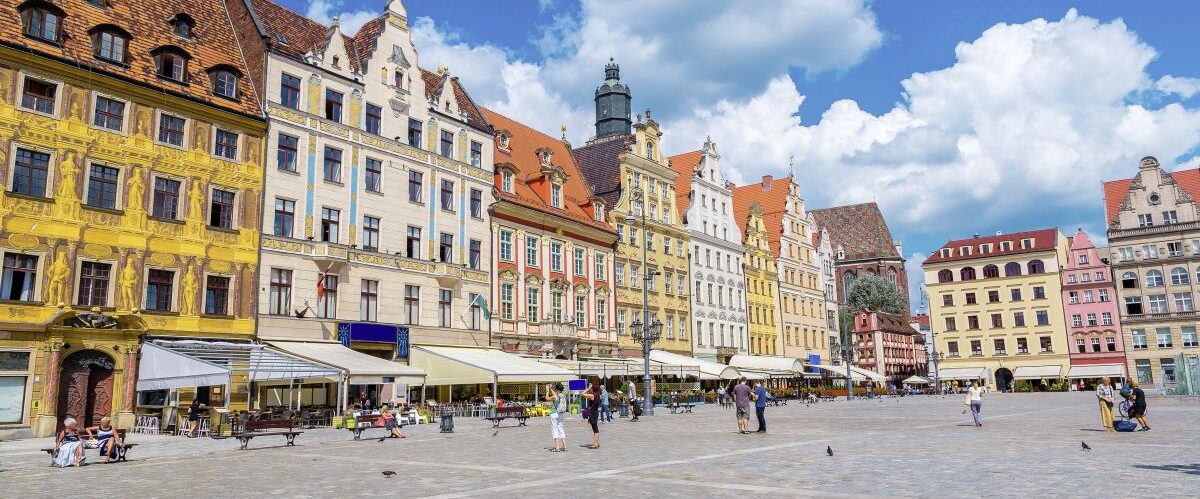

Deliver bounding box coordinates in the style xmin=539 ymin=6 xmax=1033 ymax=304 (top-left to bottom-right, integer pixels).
xmin=1127 ymin=380 xmax=1150 ymax=431
xmin=546 ymin=383 xmax=567 ymax=452
xmin=582 ymin=380 xmax=602 ymax=449
xmin=1096 ymin=377 xmax=1116 ymax=432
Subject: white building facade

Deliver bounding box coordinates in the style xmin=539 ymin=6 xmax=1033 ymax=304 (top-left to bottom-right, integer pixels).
xmin=815 ymin=225 xmax=841 ymax=363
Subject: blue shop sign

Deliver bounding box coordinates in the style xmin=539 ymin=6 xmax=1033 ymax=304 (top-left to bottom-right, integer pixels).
xmin=338 ymin=322 xmax=401 ymax=343
xmin=808 ymin=354 xmax=822 ymax=375
xmin=395 ymin=327 xmax=410 ymax=360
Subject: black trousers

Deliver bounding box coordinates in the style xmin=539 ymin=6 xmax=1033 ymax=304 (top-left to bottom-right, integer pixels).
xmin=755 ymin=406 xmax=766 ymax=431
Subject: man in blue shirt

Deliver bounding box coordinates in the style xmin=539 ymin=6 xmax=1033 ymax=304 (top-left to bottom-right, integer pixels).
xmin=600 ymin=385 xmax=611 ymax=422
xmin=753 ymin=381 xmax=768 ymax=433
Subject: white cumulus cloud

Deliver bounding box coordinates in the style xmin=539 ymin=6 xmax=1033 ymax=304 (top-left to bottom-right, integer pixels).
xmin=305 ymin=0 xmax=377 ymax=34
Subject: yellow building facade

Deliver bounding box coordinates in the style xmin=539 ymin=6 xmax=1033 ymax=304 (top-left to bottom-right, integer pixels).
xmin=742 ymin=203 xmax=779 ymax=355
xmin=923 ymin=229 xmax=1072 ymax=390
xmin=0 ymin=2 xmax=264 ymax=438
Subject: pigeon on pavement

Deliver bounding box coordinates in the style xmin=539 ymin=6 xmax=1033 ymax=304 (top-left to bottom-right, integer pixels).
xmin=1081 ymin=442 xmax=1091 ymax=451
xmin=382 ymin=471 xmax=396 ymax=478
xmin=492 ymin=430 xmax=499 ymax=437
xmin=826 ymin=446 xmax=834 ymax=457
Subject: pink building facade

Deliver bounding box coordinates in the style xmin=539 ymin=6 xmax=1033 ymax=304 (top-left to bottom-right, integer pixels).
xmin=852 ymin=310 xmax=926 ymax=384
xmin=1061 ymin=230 xmax=1128 ymax=377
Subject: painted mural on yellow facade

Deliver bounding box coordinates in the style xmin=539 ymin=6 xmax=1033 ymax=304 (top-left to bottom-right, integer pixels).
xmin=0 ymin=28 xmax=264 ymax=437
xmin=742 ymin=203 xmax=780 ymax=355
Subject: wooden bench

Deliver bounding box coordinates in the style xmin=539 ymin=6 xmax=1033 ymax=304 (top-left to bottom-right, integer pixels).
xmin=668 ymin=401 xmax=700 ymax=414
xmin=484 ymin=406 xmax=528 ymax=428
xmin=232 ymin=416 xmax=303 ymax=450
xmin=347 ymin=416 xmax=407 ymax=440
xmin=42 ymin=429 xmax=136 ymax=464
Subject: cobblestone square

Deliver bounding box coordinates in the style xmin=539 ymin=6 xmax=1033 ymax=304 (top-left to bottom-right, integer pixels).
xmin=1 ymin=392 xmax=1197 ymax=498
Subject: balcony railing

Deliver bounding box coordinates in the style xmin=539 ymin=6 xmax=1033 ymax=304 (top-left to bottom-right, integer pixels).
xmin=1122 ymin=310 xmax=1200 ymax=324
xmin=1108 ymin=220 xmax=1200 ymax=240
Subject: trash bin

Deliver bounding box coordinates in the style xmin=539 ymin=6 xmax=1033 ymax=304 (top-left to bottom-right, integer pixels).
xmin=439 ymin=408 xmax=454 ymax=433
xmin=618 ymin=403 xmax=629 ymax=418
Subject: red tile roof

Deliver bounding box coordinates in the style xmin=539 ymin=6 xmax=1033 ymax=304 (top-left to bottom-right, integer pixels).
xmin=481 ymin=107 xmax=614 ymax=234
xmin=0 ymin=0 xmax=261 ymax=117
xmin=249 ymin=0 xmax=361 ymax=72
xmin=668 ymin=150 xmax=702 ymax=222
xmin=731 ymin=177 xmax=791 ymax=253
xmin=810 ymin=203 xmax=901 ymax=262
xmin=922 ymin=228 xmax=1059 ymax=265
xmin=1103 ymin=169 xmax=1200 ymax=224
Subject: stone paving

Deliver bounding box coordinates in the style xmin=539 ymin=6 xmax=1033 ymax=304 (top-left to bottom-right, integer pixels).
xmin=1 ymin=392 xmax=1198 ymax=498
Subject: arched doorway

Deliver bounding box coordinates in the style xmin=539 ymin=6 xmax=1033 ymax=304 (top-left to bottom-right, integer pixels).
xmin=56 ymin=350 xmax=116 ymax=429
xmin=995 ymin=368 xmax=1013 ymax=393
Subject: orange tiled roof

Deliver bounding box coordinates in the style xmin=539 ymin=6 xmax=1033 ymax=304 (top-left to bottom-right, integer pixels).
xmin=249 ymin=0 xmax=362 ymax=73
xmin=0 ymin=0 xmax=261 ymax=117
xmin=668 ymin=150 xmax=702 ymax=222
xmin=480 ymin=107 xmax=614 ymax=234
xmin=1102 ymin=169 xmax=1200 ymax=224
xmin=922 ymin=228 xmax=1058 ymax=265
xmin=732 ymin=177 xmax=791 ymax=253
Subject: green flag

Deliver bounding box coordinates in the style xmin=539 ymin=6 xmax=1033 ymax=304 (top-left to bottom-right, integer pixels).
xmin=468 ymin=293 xmax=491 ymax=320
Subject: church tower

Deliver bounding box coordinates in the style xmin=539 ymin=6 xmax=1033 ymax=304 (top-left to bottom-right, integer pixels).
xmin=594 ymin=58 xmax=632 ymax=139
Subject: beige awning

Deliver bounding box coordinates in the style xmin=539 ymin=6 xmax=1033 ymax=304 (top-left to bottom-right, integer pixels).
xmin=729 ymin=355 xmax=805 ymax=373
xmin=537 ymin=358 xmax=638 ymax=378
xmin=903 ymin=375 xmax=933 ymax=385
xmin=938 ymin=367 xmax=989 ymax=380
xmin=1066 ymin=364 xmax=1126 ymax=379
xmin=807 ymin=363 xmax=865 ymax=381
xmin=266 ymin=341 xmax=425 ymax=385
xmin=650 ymin=350 xmax=740 ymax=380
xmin=848 ymin=365 xmax=887 ymax=382
xmin=410 ymin=345 xmax=574 ymax=386
xmin=1013 ymin=365 xmax=1063 ymax=380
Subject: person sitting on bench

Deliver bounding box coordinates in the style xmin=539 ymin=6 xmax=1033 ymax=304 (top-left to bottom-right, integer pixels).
xmin=378 ymin=405 xmax=406 ymax=439
xmin=84 ymin=417 xmax=124 ymax=463
xmin=53 ymin=417 xmax=85 ymax=467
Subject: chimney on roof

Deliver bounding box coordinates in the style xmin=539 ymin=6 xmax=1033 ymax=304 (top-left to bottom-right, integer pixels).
xmin=973 ymin=233 xmax=979 ymax=238
xmin=762 ymin=175 xmax=773 ymax=191
xmin=725 ymin=181 xmax=735 ymax=190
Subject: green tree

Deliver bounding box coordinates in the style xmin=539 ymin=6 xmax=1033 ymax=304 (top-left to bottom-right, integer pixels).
xmin=845 ymin=274 xmax=906 ymax=315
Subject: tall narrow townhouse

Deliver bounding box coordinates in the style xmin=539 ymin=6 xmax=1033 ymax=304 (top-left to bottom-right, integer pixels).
xmin=481 ymin=109 xmax=617 ymax=359
xmin=0 ymin=0 xmax=265 ymax=438
xmin=814 ymin=226 xmax=841 ymax=365
xmin=924 ymin=229 xmax=1071 ymax=390
xmin=732 ymin=199 xmax=779 ymax=356
xmin=1103 ymin=156 xmax=1200 ymax=390
xmin=1060 ymin=229 xmax=1127 ymax=380
xmin=573 ymin=62 xmax=691 ymax=357
xmin=233 ymin=0 xmax=493 ymax=372
xmin=670 ymin=139 xmax=746 ymax=363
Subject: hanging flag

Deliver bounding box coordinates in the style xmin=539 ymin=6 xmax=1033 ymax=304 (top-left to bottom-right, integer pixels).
xmin=467 ymin=293 xmax=490 ymax=320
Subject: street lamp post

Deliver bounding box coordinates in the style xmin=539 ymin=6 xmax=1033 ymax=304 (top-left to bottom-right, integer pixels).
xmin=626 ymin=199 xmax=661 ymax=416
xmin=832 ymin=338 xmax=855 ymax=401
xmin=922 ymin=287 xmax=942 ymax=393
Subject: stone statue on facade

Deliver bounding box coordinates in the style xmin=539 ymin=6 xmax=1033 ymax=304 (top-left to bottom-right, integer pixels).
xmin=119 ymin=256 xmax=138 ymax=311
xmin=44 ymin=248 xmax=70 ymax=307
xmin=180 ymin=266 xmax=198 ymax=316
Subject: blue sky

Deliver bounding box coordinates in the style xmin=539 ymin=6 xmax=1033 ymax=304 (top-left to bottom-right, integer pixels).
xmin=291 ymin=0 xmax=1200 ymax=310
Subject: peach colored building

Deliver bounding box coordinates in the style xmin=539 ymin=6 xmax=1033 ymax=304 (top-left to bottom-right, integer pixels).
xmin=1061 ymin=229 xmax=1128 ymax=380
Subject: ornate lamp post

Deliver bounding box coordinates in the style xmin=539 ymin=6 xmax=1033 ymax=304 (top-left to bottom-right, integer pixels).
xmin=831 ymin=338 xmax=856 ymax=400
xmin=629 ymin=317 xmax=663 ymax=415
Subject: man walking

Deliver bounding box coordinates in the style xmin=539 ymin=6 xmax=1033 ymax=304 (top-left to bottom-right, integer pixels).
xmin=626 ymin=378 xmax=639 ymax=422
xmin=600 ymin=385 xmax=612 ymax=423
xmin=731 ymin=377 xmax=752 ymax=434
xmin=753 ymin=381 xmax=768 ymax=433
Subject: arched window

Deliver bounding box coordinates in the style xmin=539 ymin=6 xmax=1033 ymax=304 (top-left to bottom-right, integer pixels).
xmin=982 ymin=264 xmax=999 ymax=278
xmin=151 ymin=46 xmax=190 ymax=82
xmin=19 ymin=1 xmax=65 ymax=43
xmin=89 ymin=25 xmax=131 ymax=64
xmin=1145 ymin=270 xmax=1163 ymax=287
xmin=170 ymin=13 xmax=194 ymax=39
xmin=1004 ymin=262 xmax=1021 ymax=277
xmin=887 ymin=268 xmax=897 ymax=286
xmin=960 ymin=267 xmax=976 ymax=281
xmin=937 ymin=269 xmax=953 ymax=283
xmin=842 ymin=271 xmax=856 ymax=293
xmin=1171 ymin=267 xmax=1190 ymax=285
xmin=1027 ymin=259 xmax=1045 ymax=274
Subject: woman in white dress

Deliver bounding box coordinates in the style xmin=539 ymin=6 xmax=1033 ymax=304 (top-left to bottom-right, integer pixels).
xmin=546 ymin=383 xmax=567 ymax=452
xmin=53 ymin=417 xmax=85 ymax=467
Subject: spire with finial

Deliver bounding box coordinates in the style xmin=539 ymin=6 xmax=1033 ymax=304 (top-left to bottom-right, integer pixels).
xmin=331 ymin=15 xmax=340 ymax=29
xmin=560 ymin=124 xmax=568 ymax=141
xmin=788 ymin=154 xmax=796 ymax=179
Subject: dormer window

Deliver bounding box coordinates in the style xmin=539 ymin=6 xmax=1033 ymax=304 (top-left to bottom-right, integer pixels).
xmin=170 ymin=14 xmax=194 ymax=39
xmin=501 ymin=171 xmax=514 ymax=193
xmin=497 ymin=132 xmax=510 ymax=148
xmin=551 ymin=183 xmax=562 ymax=208
xmin=152 ymin=47 xmax=190 ymax=82
xmin=594 ymin=202 xmax=604 ymax=222
xmin=646 ymin=141 xmax=655 ymax=157
xmin=540 ymin=150 xmax=552 ymax=166
xmin=20 ymin=3 xmax=64 ymax=43
xmin=209 ymin=67 xmax=239 ymax=99
xmin=90 ymin=26 xmax=129 ymax=64
xmin=332 ymin=56 xmax=341 ymax=68
xmin=940 ymin=248 xmax=951 ymax=258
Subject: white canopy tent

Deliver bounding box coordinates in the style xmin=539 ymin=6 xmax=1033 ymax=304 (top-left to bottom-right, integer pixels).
xmin=847 ymin=365 xmax=888 ymax=383
xmin=806 ymin=363 xmax=867 ymax=382
xmin=902 ymin=375 xmax=933 ymax=385
xmin=266 ymin=341 xmax=426 ymax=412
xmin=729 ymin=355 xmax=804 ymax=373
xmin=1066 ymin=364 xmax=1125 ymax=379
xmin=650 ymin=350 xmax=740 ymax=380
xmin=1013 ymin=365 xmax=1063 ymax=380
xmin=938 ymin=367 xmax=989 ymax=380
xmin=409 ymin=346 xmax=574 ymax=386
xmin=537 ymin=358 xmax=640 ymax=379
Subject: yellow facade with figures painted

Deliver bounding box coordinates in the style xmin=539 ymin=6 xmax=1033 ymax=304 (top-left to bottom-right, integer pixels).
xmin=0 ymin=8 xmax=264 ymax=438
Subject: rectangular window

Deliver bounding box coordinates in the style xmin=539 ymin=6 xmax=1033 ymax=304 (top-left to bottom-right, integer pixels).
xmin=993 ymin=338 xmax=1006 ymax=355
xmin=1033 ymin=286 xmax=1045 ymax=299
xmin=1101 ymin=312 xmax=1113 ymax=326
xmin=551 ymin=184 xmax=563 ymax=208
xmin=364 ymin=158 xmax=383 ymax=193
xmin=440 ymin=180 xmax=454 ymax=211
xmin=23 ymin=8 xmax=60 ymax=41
xmin=268 ymin=269 xmax=292 ymax=315
xmin=527 ymin=287 xmax=540 ymax=323
xmin=360 ymin=279 xmax=378 ymax=322
xmin=316 ymin=274 xmax=337 ymax=319
xmin=439 ymin=232 xmax=453 ymax=263
xmin=987 ymin=290 xmax=999 ymax=303
xmin=501 ymin=171 xmax=513 ymax=193
xmin=616 ymin=263 xmax=625 ymax=286
xmin=468 ymin=293 xmax=481 ymax=330
xmin=408 ymin=171 xmax=423 ymax=203
xmin=151 ymin=177 xmax=180 ymax=220
xmin=1125 ymin=296 xmax=1143 ymax=315
xmin=280 ymin=73 xmax=301 ymax=109
xmin=469 ymin=239 xmax=481 ymax=270
xmin=500 ymin=284 xmax=514 ymax=320
xmin=21 ymin=78 xmax=56 ymax=114
xmin=1148 ymin=294 xmax=1168 ymax=313
xmin=439 ymin=289 xmax=452 ymax=327
xmin=970 ymin=340 xmax=982 ymax=356
xmin=208 ymin=188 xmax=235 ymax=229
xmin=1182 ymin=326 xmax=1198 ymax=347
xmin=1072 ymin=314 xmax=1083 ymax=327
xmin=1036 ymin=310 xmax=1050 ymax=326
xmin=85 ymin=164 xmax=120 ymax=209
xmin=944 ymin=317 xmax=956 ymax=331
xmin=1142 ymin=244 xmax=1158 ymax=259
xmin=947 ymin=341 xmax=959 ymax=357
xmin=11 ymin=148 xmax=50 ymax=197
xmin=967 ymin=315 xmax=979 ymax=330
xmin=144 ymin=269 xmax=173 ymax=311
xmin=320 ymin=207 xmax=340 ymax=243
xmin=1106 ymin=336 xmax=1117 ymax=351
xmin=470 ymin=188 xmax=482 ymax=218
xmin=1068 ymin=291 xmax=1079 ymax=304
xmin=965 ymin=292 xmax=976 ymax=305
xmin=273 ymin=198 xmax=294 ymax=238
xmin=553 ymin=292 xmax=566 ymax=323
xmin=526 ymin=236 xmax=539 ymax=267
xmin=1138 ymin=213 xmax=1153 ymax=227
xmin=325 ymin=89 xmax=343 ymax=122
xmin=617 ymin=309 xmax=626 ymax=335
xmin=408 ymin=118 xmax=422 ymax=148
xmin=1163 ymin=210 xmax=1179 ymax=225
xmin=1076 ymin=338 xmax=1086 ymax=353
xmin=403 ymin=285 xmax=419 ymax=325
xmin=575 ymin=294 xmax=586 ymax=327
xmin=595 ymin=254 xmax=606 ymax=280
xmin=277 ymin=134 xmax=298 ymax=172
xmin=550 ymin=241 xmax=563 ymax=272
xmin=1 ymin=253 xmax=38 ymax=301
xmin=323 ymin=146 xmax=342 ymax=182
xmin=1168 ymin=241 xmax=1183 ymax=257
xmin=440 ymin=130 xmax=454 ymax=158
xmin=596 ymin=298 xmax=607 ymax=328
xmin=470 ymin=141 xmax=482 ymax=168
xmin=214 ymin=130 xmax=238 ymax=160
xmin=204 ymin=275 xmax=230 ymax=316
xmin=1039 ymin=336 xmax=1053 ymax=353
xmin=498 ymin=230 xmax=512 ymax=261
xmin=1010 ymin=288 xmax=1022 ymax=301
xmin=1091 ymin=337 xmax=1102 ymax=353
xmin=1016 ymin=337 xmax=1028 ymax=353
xmin=1083 ymin=290 xmax=1094 ymax=303
xmin=406 ymin=226 xmax=421 ymax=259
xmin=1087 ymin=313 xmax=1098 ymax=326
xmin=158 ymin=113 xmax=185 ymax=146
xmin=1175 ymin=293 xmax=1194 ymax=312
xmin=1156 ymin=327 xmax=1173 ymax=348
xmin=92 ymin=96 xmax=124 ymax=131
xmin=942 ymin=295 xmax=953 ymax=306
xmin=362 ymin=216 xmax=380 ymax=252
xmin=365 ymin=103 xmax=382 ymax=135
xmin=574 ymin=248 xmax=585 ymax=276
xmin=1132 ymin=329 xmax=1147 ymax=349
xmin=991 ymin=313 xmax=1003 ymax=328
xmin=1099 ymin=289 xmax=1110 ymax=302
